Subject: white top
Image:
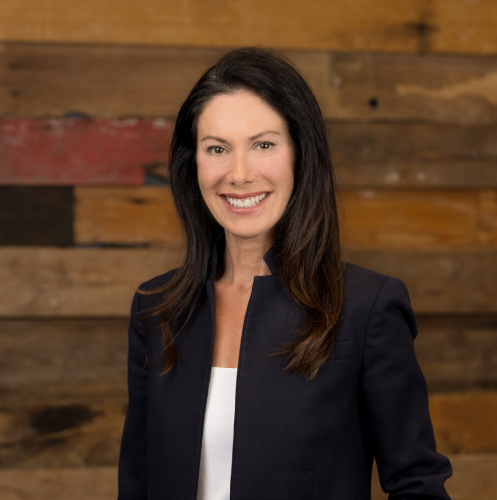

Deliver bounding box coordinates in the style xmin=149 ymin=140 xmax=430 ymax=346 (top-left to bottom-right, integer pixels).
xmin=197 ymin=367 xmax=238 ymax=500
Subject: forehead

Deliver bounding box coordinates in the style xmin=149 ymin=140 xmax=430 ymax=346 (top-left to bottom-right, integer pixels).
xmin=197 ymin=90 xmax=287 ymax=136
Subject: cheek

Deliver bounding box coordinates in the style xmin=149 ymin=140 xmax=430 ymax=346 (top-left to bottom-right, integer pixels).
xmin=196 ymin=156 xmax=220 ymax=193
xmin=266 ymin=151 xmax=294 ymax=194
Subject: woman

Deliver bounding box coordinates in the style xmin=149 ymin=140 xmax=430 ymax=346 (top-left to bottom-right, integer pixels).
xmin=118 ymin=47 xmax=452 ymax=500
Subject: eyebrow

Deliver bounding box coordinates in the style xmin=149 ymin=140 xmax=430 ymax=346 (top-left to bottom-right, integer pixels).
xmin=200 ymin=130 xmax=281 ymax=143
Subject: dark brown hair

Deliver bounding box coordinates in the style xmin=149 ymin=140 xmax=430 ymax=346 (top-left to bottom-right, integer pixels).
xmin=139 ymin=46 xmax=343 ymax=381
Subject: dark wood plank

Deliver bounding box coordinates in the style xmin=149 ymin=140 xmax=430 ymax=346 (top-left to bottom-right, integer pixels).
xmin=0 ymin=187 xmax=73 ymax=246
xmin=0 ymin=118 xmax=171 ymax=185
xmin=0 ymin=319 xmax=128 ymax=406
xmin=332 ymin=122 xmax=497 ymax=188
xmin=416 ymin=316 xmax=497 ymax=393
xmin=1 ymin=0 xmax=496 ymax=54
xmin=344 ymin=248 xmax=497 ymax=314
xmin=2 ymin=44 xmax=497 ymax=124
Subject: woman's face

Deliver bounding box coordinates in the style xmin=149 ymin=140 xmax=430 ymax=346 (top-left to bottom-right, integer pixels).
xmin=196 ymin=90 xmax=295 ymax=242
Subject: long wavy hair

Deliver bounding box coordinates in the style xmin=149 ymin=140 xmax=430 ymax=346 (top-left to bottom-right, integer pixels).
xmin=138 ymin=46 xmax=343 ymax=382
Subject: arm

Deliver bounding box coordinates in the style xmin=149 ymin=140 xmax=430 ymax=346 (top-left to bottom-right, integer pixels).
xmin=118 ymin=290 xmax=148 ymax=500
xmin=361 ymin=277 xmax=452 ymax=499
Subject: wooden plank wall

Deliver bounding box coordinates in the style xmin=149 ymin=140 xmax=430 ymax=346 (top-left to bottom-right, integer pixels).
xmin=1 ymin=2 xmax=496 ymax=499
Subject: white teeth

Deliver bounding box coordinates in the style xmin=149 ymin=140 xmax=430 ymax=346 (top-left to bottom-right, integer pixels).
xmin=225 ymin=192 xmax=268 ymax=208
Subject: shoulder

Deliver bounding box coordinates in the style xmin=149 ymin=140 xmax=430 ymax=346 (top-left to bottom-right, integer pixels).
xmin=133 ymin=266 xmax=182 ymax=313
xmin=340 ymin=261 xmax=416 ymax=338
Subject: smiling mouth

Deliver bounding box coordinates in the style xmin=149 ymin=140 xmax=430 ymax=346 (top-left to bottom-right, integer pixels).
xmin=223 ymin=192 xmax=269 ymax=208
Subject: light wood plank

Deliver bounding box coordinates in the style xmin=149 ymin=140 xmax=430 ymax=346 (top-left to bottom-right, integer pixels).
xmin=1 ymin=0 xmax=496 ymax=55
xmin=74 ymin=187 xmax=182 ymax=246
xmin=74 ymin=187 xmax=497 ymax=249
xmin=2 ymin=44 xmax=497 ymax=124
xmin=1 ymin=247 xmax=497 ymax=316
xmin=0 ymin=118 xmax=171 ymax=186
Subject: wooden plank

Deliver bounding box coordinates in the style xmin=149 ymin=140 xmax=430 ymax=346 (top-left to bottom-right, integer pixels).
xmin=0 ymin=1 xmax=496 ymax=55
xmin=0 ymin=467 xmax=117 ymax=500
xmin=0 ymin=319 xmax=128 ymax=406
xmin=372 ymin=454 xmax=497 ymax=500
xmin=326 ymin=53 xmax=497 ymax=124
xmin=0 ymin=187 xmax=73 ymax=246
xmin=74 ymin=187 xmax=182 ymax=246
xmin=0 ymin=393 xmax=495 ymax=467
xmin=416 ymin=316 xmax=497 ymax=393
xmin=1 ymin=247 xmax=497 ymax=316
xmin=0 ymin=118 xmax=171 ymax=186
xmin=342 ymin=189 xmax=497 ymax=248
xmin=74 ymin=187 xmax=497 ymax=248
xmin=0 ymin=456 xmax=494 ymax=500
xmin=344 ymin=248 xmax=497 ymax=314
xmin=2 ymin=44 xmax=497 ymax=124
xmin=0 ymin=247 xmax=182 ymax=317
xmin=332 ymin=123 xmax=497 ymax=188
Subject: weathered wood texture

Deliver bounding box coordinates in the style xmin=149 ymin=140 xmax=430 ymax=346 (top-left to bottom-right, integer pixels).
xmin=0 ymin=393 xmax=495 ymax=467
xmin=3 ymin=117 xmax=496 ymax=188
xmin=331 ymin=123 xmax=497 ymax=188
xmin=1 ymin=247 xmax=497 ymax=316
xmin=0 ymin=458 xmax=493 ymax=500
xmin=1 ymin=316 xmax=496 ymax=407
xmin=416 ymin=316 xmax=497 ymax=393
xmin=0 ymin=118 xmax=171 ymax=186
xmin=2 ymin=44 xmax=497 ymax=123
xmin=1 ymin=1 xmax=497 ymax=54
xmin=74 ymin=187 xmax=182 ymax=246
xmin=0 ymin=247 xmax=182 ymax=317
xmin=0 ymin=187 xmax=73 ymax=246
xmin=72 ymin=187 xmax=497 ymax=248
xmin=0 ymin=319 xmax=128 ymax=406
xmin=371 ymin=454 xmax=497 ymax=500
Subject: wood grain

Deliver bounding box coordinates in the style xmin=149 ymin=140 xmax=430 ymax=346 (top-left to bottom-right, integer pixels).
xmin=416 ymin=316 xmax=497 ymax=393
xmin=0 ymin=393 xmax=495 ymax=467
xmin=2 ymin=44 xmax=497 ymax=123
xmin=73 ymin=187 xmax=497 ymax=248
xmin=345 ymin=248 xmax=497 ymax=314
xmin=0 ymin=246 xmax=182 ymax=317
xmin=0 ymin=118 xmax=171 ymax=186
xmin=1 ymin=246 xmax=497 ymax=316
xmin=0 ymin=187 xmax=73 ymax=246
xmin=0 ymin=0 xmax=496 ymax=54
xmin=74 ymin=187 xmax=183 ymax=246
xmin=331 ymin=122 xmax=497 ymax=188
xmin=1 ymin=316 xmax=496 ymax=407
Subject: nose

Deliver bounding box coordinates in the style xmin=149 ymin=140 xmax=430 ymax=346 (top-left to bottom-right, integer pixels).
xmin=228 ymin=151 xmax=254 ymax=186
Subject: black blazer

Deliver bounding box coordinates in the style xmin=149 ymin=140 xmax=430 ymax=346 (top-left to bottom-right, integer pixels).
xmin=118 ymin=231 xmax=452 ymax=500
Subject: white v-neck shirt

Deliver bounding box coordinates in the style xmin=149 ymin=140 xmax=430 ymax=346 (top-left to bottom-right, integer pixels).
xmin=197 ymin=367 xmax=238 ymax=500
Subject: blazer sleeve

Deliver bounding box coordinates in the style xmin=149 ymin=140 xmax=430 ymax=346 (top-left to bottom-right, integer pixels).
xmin=361 ymin=276 xmax=452 ymax=500
xmin=118 ymin=289 xmax=148 ymax=500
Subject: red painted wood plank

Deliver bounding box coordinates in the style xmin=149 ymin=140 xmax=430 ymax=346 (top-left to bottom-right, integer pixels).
xmin=0 ymin=118 xmax=172 ymax=185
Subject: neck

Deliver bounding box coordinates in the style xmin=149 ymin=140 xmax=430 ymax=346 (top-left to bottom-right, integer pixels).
xmin=215 ymin=229 xmax=274 ymax=287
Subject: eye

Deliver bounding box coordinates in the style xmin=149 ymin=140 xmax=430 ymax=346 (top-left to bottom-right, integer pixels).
xmin=256 ymin=141 xmax=275 ymax=151
xmin=207 ymin=146 xmax=226 ymax=155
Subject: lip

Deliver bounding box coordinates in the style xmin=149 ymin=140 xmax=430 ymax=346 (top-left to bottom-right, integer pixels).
xmin=219 ymin=191 xmax=272 ymax=214
xmin=221 ymin=191 xmax=270 ymax=199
